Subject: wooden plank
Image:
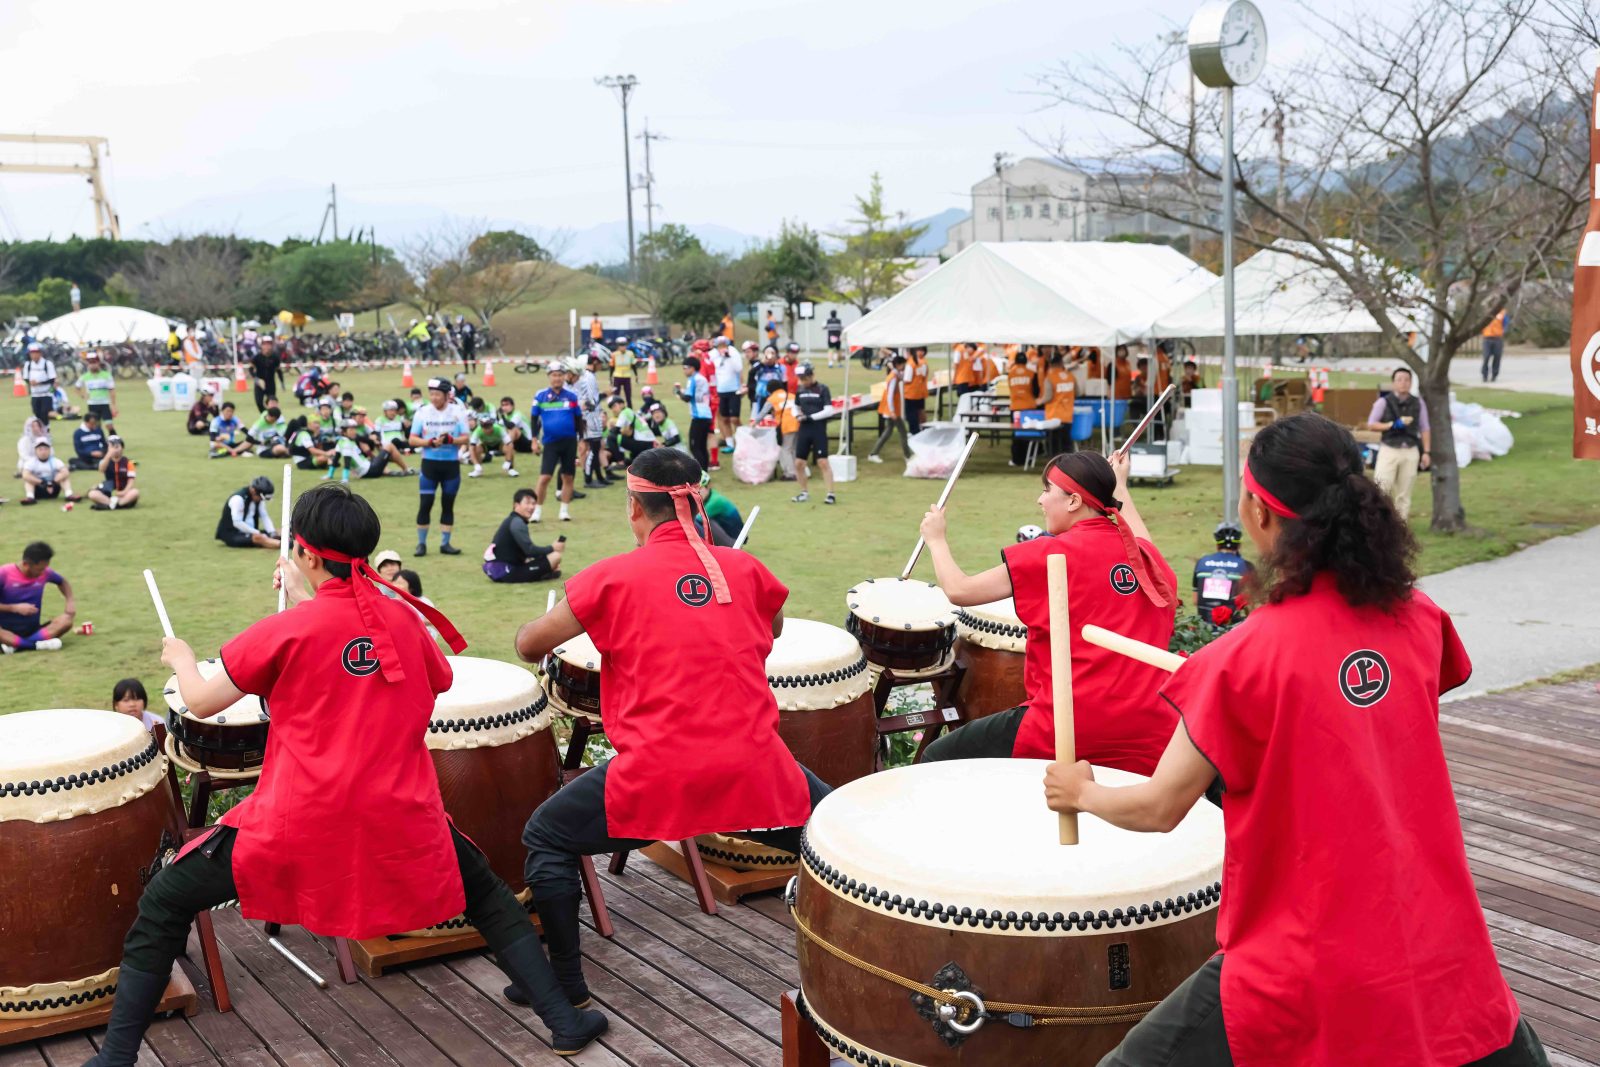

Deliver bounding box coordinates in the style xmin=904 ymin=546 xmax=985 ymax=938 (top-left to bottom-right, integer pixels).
xmin=579 ymin=959 xmax=750 ymax=1067
xmin=142 ymin=1014 xmax=222 ymax=1066
xmin=613 ymin=860 xmax=798 ymax=959
xmin=0 ymin=1047 xmax=49 ymax=1067
xmin=35 ymin=1035 xmax=97 ymax=1067
xmin=181 ymin=921 xmax=337 ymax=1067
xmin=413 ymin=958 xmax=626 ymax=1067
xmin=742 ymin=896 xmax=798 ymax=933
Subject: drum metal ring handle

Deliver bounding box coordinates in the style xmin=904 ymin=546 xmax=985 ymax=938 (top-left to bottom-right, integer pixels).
xmin=784 ymin=875 xmax=799 ymax=909
xmin=939 ymin=989 xmax=986 ymax=1034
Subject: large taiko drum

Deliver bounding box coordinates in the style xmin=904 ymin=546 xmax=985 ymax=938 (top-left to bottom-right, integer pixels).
xmin=163 ymin=658 xmax=269 ymax=774
xmin=952 ymin=598 xmax=1028 ymax=722
xmin=410 ymin=657 xmax=561 ymax=938
xmin=791 ymin=759 xmax=1223 ymax=1066
xmin=0 ymin=710 xmax=172 ymax=1019
xmin=845 ymin=578 xmax=957 ymax=679
xmin=696 ymin=619 xmax=876 ymax=872
xmin=542 ymin=633 xmax=602 ymax=723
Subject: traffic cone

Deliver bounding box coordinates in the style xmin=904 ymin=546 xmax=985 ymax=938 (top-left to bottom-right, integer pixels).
xmin=233 ymin=362 xmax=248 ymax=392
xmin=11 ymin=368 xmax=23 ymax=398
xmin=401 ymin=361 xmax=415 ymax=388
xmin=1312 ymin=367 xmax=1328 ymax=404
xmin=483 ymin=359 xmax=496 ymax=387
xmin=646 ymin=355 xmax=659 ymax=385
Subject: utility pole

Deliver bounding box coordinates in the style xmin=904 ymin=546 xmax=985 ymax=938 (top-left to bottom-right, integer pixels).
xmin=596 ymin=74 xmax=640 ymax=279
xmin=331 ymin=183 xmax=338 ymax=242
xmin=636 ymin=119 xmax=668 ymax=246
xmin=1262 ymin=94 xmax=1291 ymax=215
xmin=993 ymin=152 xmax=1011 ymax=242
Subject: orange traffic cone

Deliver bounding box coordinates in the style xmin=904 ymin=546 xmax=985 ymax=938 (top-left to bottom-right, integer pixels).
xmin=483 ymin=359 xmax=496 ymax=387
xmin=233 ymin=362 xmax=248 ymax=392
xmin=401 ymin=361 xmax=415 ymax=388
xmin=646 ymin=355 xmax=659 ymax=385
xmin=11 ymin=368 xmax=23 ymax=398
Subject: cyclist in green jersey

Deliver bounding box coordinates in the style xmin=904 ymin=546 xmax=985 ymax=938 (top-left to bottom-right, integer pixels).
xmin=77 ymin=351 xmax=118 ymax=428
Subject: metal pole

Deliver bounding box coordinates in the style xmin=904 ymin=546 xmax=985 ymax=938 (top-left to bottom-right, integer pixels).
xmin=621 ymin=93 xmax=636 ymax=278
xmin=1220 ymin=85 xmax=1240 ymax=522
xmin=330 ymin=183 xmax=338 ymax=242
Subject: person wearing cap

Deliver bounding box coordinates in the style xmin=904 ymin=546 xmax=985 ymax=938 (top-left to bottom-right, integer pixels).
xmin=215 ymin=476 xmax=280 ymax=549
xmin=24 ymin=342 xmax=57 ymax=424
xmin=452 ymin=372 xmax=475 ymax=410
xmin=510 ymin=448 xmax=829 ymax=1018
xmin=88 ymin=484 xmax=608 ymax=1067
xmin=713 ymin=337 xmax=745 ymax=453
xmin=676 ymin=356 xmax=715 ymax=470
xmin=409 ymin=378 xmax=468 ymax=557
xmin=824 ymin=308 xmax=844 ymax=367
xmin=756 ymin=377 xmax=801 ymax=480
xmin=789 ymin=364 xmax=836 ymax=504
xmin=866 ymin=353 xmax=912 ymax=465
xmin=569 ymin=358 xmax=604 ymax=489
xmin=20 ymin=440 xmax=76 ymax=505
xmin=695 ymin=470 xmax=742 ymax=545
xmin=328 ymin=419 xmax=391 ymax=482
xmin=609 ymin=335 xmax=636 ymax=408
xmin=249 ymin=336 xmax=286 ymax=414
xmin=782 ymin=342 xmax=802 ymax=393
xmin=88 ymin=436 xmax=139 ymax=511
xmin=531 ymin=364 xmax=583 ymax=523
xmin=77 ymin=349 xmax=118 ymax=428
xmin=485 ymin=489 xmax=565 ymax=584
xmin=749 ymin=346 xmax=785 ymax=410
xmin=604 ymin=394 xmax=649 ymax=467
xmin=365 ymin=400 xmax=412 ymax=475
xmin=1193 ymin=522 xmax=1256 ymax=630
xmin=904 ymin=346 xmax=930 ymax=434
xmin=71 ymin=411 xmax=109 ymax=471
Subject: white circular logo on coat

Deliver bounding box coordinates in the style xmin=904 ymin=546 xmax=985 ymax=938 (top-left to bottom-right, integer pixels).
xmin=1581 ymin=331 xmax=1600 ymax=403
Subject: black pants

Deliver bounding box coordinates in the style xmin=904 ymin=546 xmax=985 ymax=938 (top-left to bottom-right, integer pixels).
xmin=583 ymin=435 xmax=607 ymax=481
xmin=905 ymin=398 xmax=925 ymax=435
xmin=252 ymin=382 xmax=272 ymax=412
xmin=30 ymin=396 xmax=52 ymax=422
xmin=613 ymin=378 xmax=632 ymax=407
xmin=522 ymin=758 xmax=831 ymax=901
xmin=689 ymin=417 xmax=713 ymax=471
xmin=122 ymin=825 xmax=535 ymax=975
xmin=922 ymin=706 xmax=1024 ymax=762
xmin=1098 ymin=955 xmax=1550 ymax=1067
xmin=1482 ymin=337 xmax=1504 ymax=382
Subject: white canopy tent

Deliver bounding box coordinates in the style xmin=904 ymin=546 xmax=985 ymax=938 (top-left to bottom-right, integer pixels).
xmin=31 ymin=306 xmax=172 ymax=345
xmin=843 ymin=241 xmax=1217 ymax=348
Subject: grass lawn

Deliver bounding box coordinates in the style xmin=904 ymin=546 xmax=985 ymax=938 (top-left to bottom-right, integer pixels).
xmin=1 ymin=364 xmax=1594 ymax=713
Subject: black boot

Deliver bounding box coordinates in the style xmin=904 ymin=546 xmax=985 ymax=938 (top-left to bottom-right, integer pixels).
xmin=503 ymin=893 xmax=590 ymax=1008
xmin=81 ymin=965 xmax=169 ymax=1066
xmin=495 ymin=934 xmax=607 ymax=1056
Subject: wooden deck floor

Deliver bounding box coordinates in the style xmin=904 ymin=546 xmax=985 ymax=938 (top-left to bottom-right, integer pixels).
xmin=2 ymin=679 xmax=1597 ymax=1067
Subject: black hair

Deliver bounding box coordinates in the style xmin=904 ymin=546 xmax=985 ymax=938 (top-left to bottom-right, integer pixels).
xmin=113 ymin=678 xmax=148 ymax=708
xmin=1247 ymin=412 xmax=1416 ymax=609
xmin=396 ymin=569 xmax=423 ymax=597
xmin=1184 ymin=359 xmax=1198 ymax=370
xmin=291 ymin=482 xmax=381 ymax=580
xmin=628 ymin=448 xmax=703 ymax=523
xmin=221 ymin=401 xmax=235 ymax=411
xmin=891 ymin=354 xmax=906 ymax=365
xmin=500 ymin=396 xmax=515 ymax=406
xmin=470 ymin=397 xmax=486 ymax=411
xmin=1013 ymin=351 xmax=1027 ymax=365
xmin=410 ymin=388 xmax=422 ymax=396
xmin=684 ymin=356 xmax=701 ymax=372
xmin=1391 ymin=366 xmax=1412 ymax=381
xmin=21 ymin=541 xmax=52 ymax=565
xmin=285 ymin=415 xmax=308 ymax=438
xmin=1040 ymin=453 xmax=1118 ymax=511
xmin=342 ymin=392 xmax=355 ymax=402
xmin=514 ymin=488 xmax=536 ymax=505
xmin=1115 ymin=344 xmax=1130 ymax=358
xmin=84 ymin=410 xmax=99 ymax=420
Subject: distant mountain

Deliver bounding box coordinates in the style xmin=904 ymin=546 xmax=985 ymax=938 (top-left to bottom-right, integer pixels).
xmin=906 ymin=208 xmax=967 ymax=256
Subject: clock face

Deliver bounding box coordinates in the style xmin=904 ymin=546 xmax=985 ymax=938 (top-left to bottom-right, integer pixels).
xmin=1220 ymin=1 xmax=1267 ymax=85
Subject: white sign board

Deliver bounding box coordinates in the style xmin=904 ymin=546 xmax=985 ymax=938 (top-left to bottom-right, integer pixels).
xmin=798 ymin=301 xmax=816 ymax=320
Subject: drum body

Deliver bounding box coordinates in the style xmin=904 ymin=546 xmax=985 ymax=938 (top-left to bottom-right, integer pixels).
xmin=542 ymin=633 xmax=602 ymax=724
xmin=845 ymin=578 xmax=957 ymax=679
xmin=416 ymin=658 xmax=560 ymax=937
xmin=952 ymin=599 xmax=1028 ymax=722
xmin=793 ymin=760 xmax=1223 ymax=1066
xmin=699 ymin=620 xmax=875 ymax=871
xmin=0 ymin=710 xmax=172 ymax=1019
xmin=164 ymin=658 xmax=269 ymax=773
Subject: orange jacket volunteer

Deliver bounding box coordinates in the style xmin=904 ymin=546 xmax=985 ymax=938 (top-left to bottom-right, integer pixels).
xmin=1043 ymin=360 xmax=1077 ymax=422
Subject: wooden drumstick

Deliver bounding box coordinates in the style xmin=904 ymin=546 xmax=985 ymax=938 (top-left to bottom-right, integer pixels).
xmin=1046 ymin=554 xmax=1078 ymax=846
xmin=276 ymin=463 xmax=293 ymax=613
xmin=1112 ymin=384 xmax=1178 ymax=460
xmin=732 ymin=505 xmax=761 ymax=550
xmin=546 ymin=589 xmax=557 ymax=614
xmin=143 ymin=569 xmax=175 ymax=640
xmin=1081 ymin=624 xmax=1184 ymax=673
xmin=901 ymin=431 xmax=979 ymax=579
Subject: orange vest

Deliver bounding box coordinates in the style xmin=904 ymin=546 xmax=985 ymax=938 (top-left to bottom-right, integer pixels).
xmin=720 ymin=315 xmax=734 ymax=340
xmin=1043 ymin=365 xmax=1076 ymax=422
xmin=590 ymin=318 xmax=603 ymax=340
xmin=974 ymin=345 xmax=995 ymax=385
xmin=1008 ymin=365 xmax=1038 ymax=411
xmin=953 ymin=345 xmax=976 ymax=386
xmin=767 ymin=389 xmax=800 ymax=433
xmin=878 ymin=369 xmax=905 ymax=417
xmin=905 ymin=355 xmax=929 ymax=400
xmin=1482 ymin=311 xmax=1506 ymax=339
xmin=1156 ymin=350 xmax=1172 ymax=393
xmin=1109 ymin=356 xmax=1133 ymax=400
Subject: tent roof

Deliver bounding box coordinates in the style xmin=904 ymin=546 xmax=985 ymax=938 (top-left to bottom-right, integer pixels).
xmin=843 ymin=241 xmax=1215 ymax=348
xmin=31 ymin=306 xmax=173 ymax=345
xmin=1153 ymin=240 xmax=1423 ymax=337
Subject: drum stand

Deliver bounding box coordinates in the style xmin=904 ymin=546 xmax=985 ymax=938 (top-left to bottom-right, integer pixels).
xmin=870 ymin=660 xmax=968 ymax=764
xmin=780 ymin=989 xmax=829 ymax=1067
xmin=0 ymin=967 xmax=198 ymax=1048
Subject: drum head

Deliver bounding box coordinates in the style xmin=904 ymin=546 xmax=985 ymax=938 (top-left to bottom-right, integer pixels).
xmin=956 ymin=597 xmax=1027 ymax=653
xmin=767 ymin=619 xmax=871 ymax=711
xmin=845 ymin=578 xmax=955 ymax=632
xmin=803 ymin=759 xmax=1222 ymax=933
xmin=551 ymin=632 xmax=601 ymax=671
xmin=164 ymin=658 xmax=266 ymax=725
xmin=0 ymin=709 xmax=165 ymax=823
xmin=431 ymin=656 xmax=552 ymax=750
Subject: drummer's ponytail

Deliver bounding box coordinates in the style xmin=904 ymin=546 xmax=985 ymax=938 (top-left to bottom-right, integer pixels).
xmin=1248 ymin=413 xmax=1416 ymax=610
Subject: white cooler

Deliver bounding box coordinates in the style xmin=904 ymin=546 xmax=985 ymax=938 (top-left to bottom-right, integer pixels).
xmin=146 ymin=377 xmax=175 ymax=411
xmin=830 ymin=452 xmax=858 ymax=483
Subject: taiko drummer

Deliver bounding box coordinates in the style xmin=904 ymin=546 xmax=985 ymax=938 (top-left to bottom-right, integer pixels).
xmin=918 ymin=450 xmax=1178 ymax=773
xmin=85 ymin=484 xmax=606 ymax=1066
xmin=1045 ymin=414 xmax=1548 ymax=1067
xmin=510 ymin=448 xmax=830 ymax=1011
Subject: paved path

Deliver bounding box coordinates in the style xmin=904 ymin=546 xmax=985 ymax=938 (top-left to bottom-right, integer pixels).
xmin=1420 ymin=525 xmax=1600 ymax=699
xmin=1447 ymin=352 xmax=1573 ymax=396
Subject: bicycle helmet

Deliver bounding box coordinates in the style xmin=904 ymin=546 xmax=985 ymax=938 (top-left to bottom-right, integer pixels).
xmin=249 ymin=476 xmax=275 ymax=499
xmin=1213 ymin=522 xmax=1243 ymax=550
xmin=1016 ymin=524 xmax=1044 ymax=543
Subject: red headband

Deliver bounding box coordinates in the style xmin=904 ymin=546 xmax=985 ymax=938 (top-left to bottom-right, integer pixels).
xmin=1242 ymin=465 xmax=1300 ymax=519
xmin=1045 ymin=465 xmax=1173 ymax=608
xmin=625 ymin=474 xmax=731 ymax=604
xmin=294 ymin=535 xmax=467 ymax=683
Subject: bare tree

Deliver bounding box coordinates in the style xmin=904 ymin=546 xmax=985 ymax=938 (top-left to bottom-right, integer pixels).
xmin=125 ymin=235 xmax=269 ymax=321
xmin=1037 ymin=0 xmax=1590 ymax=531
xmin=457 ymin=227 xmax=571 ymax=327
xmin=397 ymin=222 xmax=474 ymax=318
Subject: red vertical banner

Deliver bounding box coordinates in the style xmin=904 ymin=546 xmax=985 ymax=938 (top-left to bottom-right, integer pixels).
xmin=1574 ymin=70 xmax=1600 ymax=459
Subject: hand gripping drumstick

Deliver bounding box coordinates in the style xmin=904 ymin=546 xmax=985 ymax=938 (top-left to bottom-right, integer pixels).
xmin=1111 ymin=384 xmax=1178 ymax=460
xmin=732 ymin=505 xmax=761 ymax=550
xmin=276 ymin=462 xmax=293 ymax=613
xmin=143 ymin=569 xmax=175 ymax=640
xmin=1046 ymin=554 xmax=1078 ymax=846
xmin=1081 ymin=624 xmax=1185 ymax=673
xmin=901 ymin=431 xmax=980 ymax=579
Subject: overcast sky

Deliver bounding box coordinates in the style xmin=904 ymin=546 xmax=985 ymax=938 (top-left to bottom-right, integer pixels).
xmin=0 ymin=0 xmax=1411 ymax=254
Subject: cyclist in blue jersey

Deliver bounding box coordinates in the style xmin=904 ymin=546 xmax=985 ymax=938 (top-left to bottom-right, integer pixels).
xmin=530 ymin=365 xmax=582 ymax=523
xmin=407 ymin=378 xmax=468 ymax=556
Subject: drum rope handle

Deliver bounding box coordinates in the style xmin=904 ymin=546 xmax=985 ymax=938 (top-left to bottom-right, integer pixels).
xmin=791 ymin=907 xmax=1159 ymax=1027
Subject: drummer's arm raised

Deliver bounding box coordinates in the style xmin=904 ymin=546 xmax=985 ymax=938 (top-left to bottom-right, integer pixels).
xmin=919 ymin=507 xmax=1014 ymax=607
xmin=1043 ymin=723 xmax=1213 ymax=833
xmin=163 ymin=638 xmax=248 ymax=720
xmin=1108 ymin=451 xmax=1152 ymax=543
xmin=515 ymin=599 xmax=585 ymax=664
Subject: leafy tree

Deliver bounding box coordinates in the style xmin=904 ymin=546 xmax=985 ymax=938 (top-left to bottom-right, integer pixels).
xmin=467 ymin=230 xmax=548 ymax=270
xmin=271 ymin=241 xmax=382 ymax=317
xmin=763 ymin=220 xmax=829 ymax=338
xmin=459 ymin=227 xmax=566 ymax=326
xmin=638 ymin=224 xmax=703 ymax=263
xmin=102 ymin=271 xmax=139 ymax=307
xmin=825 ymin=174 xmax=927 ymax=314
xmin=34 ymin=278 xmax=74 ymax=319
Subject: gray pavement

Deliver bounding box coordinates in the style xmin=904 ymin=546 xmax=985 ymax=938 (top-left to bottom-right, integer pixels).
xmin=1419 ymin=524 xmax=1600 ymax=700
xmin=1447 ymin=351 xmax=1572 ymax=396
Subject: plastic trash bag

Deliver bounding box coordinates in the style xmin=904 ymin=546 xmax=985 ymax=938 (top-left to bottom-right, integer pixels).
xmin=732 ymin=425 xmax=780 ymax=485
xmin=904 ymin=424 xmax=965 ymax=480
xmin=1452 ymin=423 xmax=1474 ymax=468
xmin=1477 ymin=413 xmax=1513 ymax=457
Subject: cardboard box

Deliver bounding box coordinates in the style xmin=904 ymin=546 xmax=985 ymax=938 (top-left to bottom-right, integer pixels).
xmin=1320 ymin=387 xmax=1379 ymax=429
